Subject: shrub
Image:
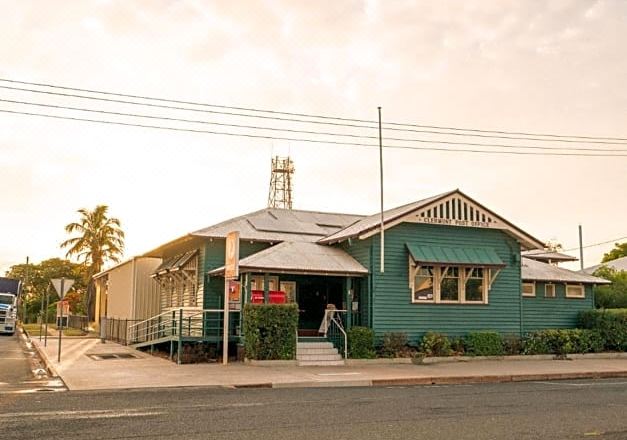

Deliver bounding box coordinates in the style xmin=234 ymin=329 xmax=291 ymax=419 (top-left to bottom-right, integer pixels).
xmin=348 ymin=327 xmax=376 ymax=359
xmin=578 ymin=309 xmax=627 ymax=351
xmin=420 ymin=332 xmax=452 ymax=357
xmin=503 ymin=334 xmax=523 ymax=355
xmin=465 ymin=331 xmax=504 ymax=356
xmin=523 ymin=329 xmax=605 ymax=356
xmin=379 ymin=332 xmax=409 ymax=358
xmin=450 ymin=337 xmax=466 ymax=356
xmin=242 ymin=303 xmax=298 ymax=360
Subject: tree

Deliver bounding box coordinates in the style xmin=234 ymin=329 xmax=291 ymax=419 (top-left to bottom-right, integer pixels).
xmin=602 ymin=242 xmax=627 ymax=263
xmin=5 ymin=258 xmax=88 ymax=321
xmin=593 ymin=266 xmax=627 ymax=309
xmin=61 ymin=205 xmax=124 ymax=322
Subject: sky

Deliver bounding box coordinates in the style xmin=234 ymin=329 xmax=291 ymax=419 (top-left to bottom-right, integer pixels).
xmin=1 ymin=0 xmax=626 ymax=274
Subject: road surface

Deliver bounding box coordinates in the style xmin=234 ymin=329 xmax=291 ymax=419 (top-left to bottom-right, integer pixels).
xmin=0 ymin=379 xmax=625 ymax=439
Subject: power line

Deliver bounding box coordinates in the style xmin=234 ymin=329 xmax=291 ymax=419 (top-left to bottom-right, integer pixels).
xmin=563 ymin=236 xmax=627 ymax=252
xmin=1 ymin=77 xmax=626 ymax=145
xmin=2 ymin=108 xmax=627 ymax=157
xmin=4 ymin=98 xmax=627 ymax=153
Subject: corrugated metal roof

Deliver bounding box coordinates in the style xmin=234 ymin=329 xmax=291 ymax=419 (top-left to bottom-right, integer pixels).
xmin=319 ymin=191 xmax=453 ymax=244
xmin=581 ymin=256 xmax=627 ymax=275
xmin=318 ymin=189 xmax=544 ymax=250
xmin=208 ymin=242 xmax=368 ymax=276
xmin=522 ymin=250 xmax=578 ymax=262
xmin=191 ymin=208 xmax=364 ymax=243
xmin=522 ymin=257 xmax=610 ymax=284
xmin=407 ymin=244 xmax=505 ymax=267
xmin=152 ymin=250 xmax=197 ymax=275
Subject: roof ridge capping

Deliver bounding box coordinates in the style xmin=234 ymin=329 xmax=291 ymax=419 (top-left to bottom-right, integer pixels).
xmin=318 ymin=189 xmax=545 ymax=250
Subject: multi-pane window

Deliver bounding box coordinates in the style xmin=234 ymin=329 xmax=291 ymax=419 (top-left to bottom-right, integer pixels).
xmin=545 ymin=284 xmax=556 ymax=298
xmin=566 ymin=284 xmax=585 ymax=298
xmin=413 ymin=266 xmax=435 ymax=301
xmin=465 ymin=268 xmax=485 ymax=302
xmin=522 ymin=282 xmax=535 ymax=297
xmin=440 ymin=267 xmax=460 ymax=302
xmin=411 ymin=265 xmax=490 ymax=304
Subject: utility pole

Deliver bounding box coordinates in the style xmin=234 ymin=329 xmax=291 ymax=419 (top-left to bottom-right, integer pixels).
xmin=378 ymin=107 xmax=384 ymax=273
xmin=578 ymin=225 xmax=584 ymax=270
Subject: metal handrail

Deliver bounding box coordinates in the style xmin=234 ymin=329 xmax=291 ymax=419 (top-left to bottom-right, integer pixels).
xmin=322 ymin=309 xmax=348 ymax=359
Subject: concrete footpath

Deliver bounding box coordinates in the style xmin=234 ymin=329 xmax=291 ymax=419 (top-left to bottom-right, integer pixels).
xmin=30 ymin=336 xmax=627 ymax=391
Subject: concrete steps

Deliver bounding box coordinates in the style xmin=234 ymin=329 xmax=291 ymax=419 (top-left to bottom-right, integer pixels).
xmin=297 ymin=341 xmax=344 ymax=366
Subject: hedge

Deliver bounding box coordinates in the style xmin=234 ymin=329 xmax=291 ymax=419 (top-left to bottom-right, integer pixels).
xmin=578 ymin=309 xmax=627 ymax=351
xmin=522 ymin=329 xmax=604 ymax=355
xmin=465 ymin=331 xmax=504 ymax=356
xmin=242 ymin=303 xmax=298 ymax=360
xmin=347 ymin=327 xmax=376 ymax=359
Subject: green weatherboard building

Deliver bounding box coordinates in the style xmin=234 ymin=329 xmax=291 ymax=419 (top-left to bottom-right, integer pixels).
xmin=142 ymin=189 xmax=607 ymax=348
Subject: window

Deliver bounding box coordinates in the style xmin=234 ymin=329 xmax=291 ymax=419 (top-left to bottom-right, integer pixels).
xmin=566 ymin=284 xmax=585 ymax=298
xmin=522 ymin=282 xmax=535 ymax=297
xmin=544 ymin=284 xmax=556 ymax=298
xmin=440 ymin=267 xmax=460 ymax=302
xmin=279 ymin=281 xmax=296 ymax=303
xmin=413 ymin=266 xmax=435 ymax=302
xmin=251 ymin=275 xmax=278 ymax=291
xmin=465 ymin=268 xmax=485 ymax=302
xmin=411 ymin=264 xmax=491 ymax=304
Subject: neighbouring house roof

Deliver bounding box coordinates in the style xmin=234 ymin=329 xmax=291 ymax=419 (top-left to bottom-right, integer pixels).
xmin=522 ymin=250 xmax=579 ymax=263
xmin=152 ymin=250 xmax=197 ymax=276
xmin=319 ymin=189 xmax=545 ymax=250
xmin=522 ymin=257 xmax=610 ymax=284
xmin=208 ymin=241 xmax=369 ymax=277
xmin=407 ymin=244 xmax=505 ymax=267
xmin=581 ymin=256 xmax=627 ymax=275
xmin=93 ymin=256 xmax=162 ymax=280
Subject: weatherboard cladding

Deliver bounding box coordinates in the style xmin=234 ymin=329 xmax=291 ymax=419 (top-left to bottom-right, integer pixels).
xmin=522 ymin=283 xmax=594 ymax=332
xmin=352 ymin=223 xmax=523 ymax=341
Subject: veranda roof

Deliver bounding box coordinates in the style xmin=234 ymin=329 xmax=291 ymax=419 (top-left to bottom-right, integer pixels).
xmin=208 ymin=242 xmax=368 ymax=277
xmin=522 ymin=257 xmax=610 ymax=284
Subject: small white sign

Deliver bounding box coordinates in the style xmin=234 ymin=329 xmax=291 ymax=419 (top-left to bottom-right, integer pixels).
xmin=51 ymin=278 xmax=74 ymax=299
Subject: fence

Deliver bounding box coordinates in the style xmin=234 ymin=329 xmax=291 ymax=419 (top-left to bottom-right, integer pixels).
xmin=66 ymin=315 xmax=89 ymax=332
xmin=101 ymin=317 xmax=142 ymax=345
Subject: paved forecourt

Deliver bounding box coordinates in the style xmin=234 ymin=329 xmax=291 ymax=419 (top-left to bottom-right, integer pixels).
xmin=30 ymin=336 xmax=627 ymax=391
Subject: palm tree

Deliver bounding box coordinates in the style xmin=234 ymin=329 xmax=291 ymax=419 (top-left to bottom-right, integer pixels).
xmin=61 ymin=205 xmax=125 ymax=322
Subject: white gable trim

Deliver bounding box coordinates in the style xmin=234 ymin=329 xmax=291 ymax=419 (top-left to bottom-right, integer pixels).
xmin=358 ymin=192 xmax=543 ymax=250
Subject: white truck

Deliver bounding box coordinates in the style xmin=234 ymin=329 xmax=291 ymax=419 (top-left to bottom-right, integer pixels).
xmin=0 ymin=277 xmax=21 ymax=336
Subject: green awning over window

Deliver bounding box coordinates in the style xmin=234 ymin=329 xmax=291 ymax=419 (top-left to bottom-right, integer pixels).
xmin=406 ymin=244 xmax=505 ymax=267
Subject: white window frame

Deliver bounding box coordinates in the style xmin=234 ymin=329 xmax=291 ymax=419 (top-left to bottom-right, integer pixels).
xmin=522 ymin=282 xmax=536 ymax=297
xmin=544 ymin=283 xmax=556 ymax=298
xmin=565 ymin=284 xmax=585 ymax=299
xmin=462 ymin=267 xmax=489 ymax=304
xmin=439 ymin=266 xmax=462 ymax=303
xmin=410 ymin=262 xmax=437 ymax=303
xmin=410 ymin=262 xmax=491 ymax=305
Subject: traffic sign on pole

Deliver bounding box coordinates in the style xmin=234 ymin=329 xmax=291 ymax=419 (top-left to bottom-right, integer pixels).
xmin=51 ymin=278 xmax=74 ymax=299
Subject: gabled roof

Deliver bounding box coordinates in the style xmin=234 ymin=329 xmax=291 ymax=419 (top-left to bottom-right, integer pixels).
xmin=522 ymin=257 xmax=610 ymax=284
xmin=522 ymin=250 xmax=579 ymax=263
xmin=319 ymin=189 xmax=544 ymax=250
xmin=208 ymin=241 xmax=368 ymax=277
xmin=582 ymin=255 xmax=627 ymax=275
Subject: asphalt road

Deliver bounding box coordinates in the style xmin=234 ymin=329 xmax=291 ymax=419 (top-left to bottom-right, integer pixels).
xmin=0 ymin=379 xmax=626 ymax=439
xmin=0 ymin=331 xmax=65 ymax=395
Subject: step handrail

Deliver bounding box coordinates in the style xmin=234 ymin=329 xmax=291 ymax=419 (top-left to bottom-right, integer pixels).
xmin=322 ymin=309 xmax=348 ymax=359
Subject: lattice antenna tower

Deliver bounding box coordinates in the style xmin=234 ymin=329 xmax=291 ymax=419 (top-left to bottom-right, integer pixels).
xmin=268 ymin=156 xmax=294 ymax=209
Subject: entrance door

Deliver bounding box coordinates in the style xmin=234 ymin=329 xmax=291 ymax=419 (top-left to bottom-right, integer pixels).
xmin=297 ymin=278 xmax=343 ymax=336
